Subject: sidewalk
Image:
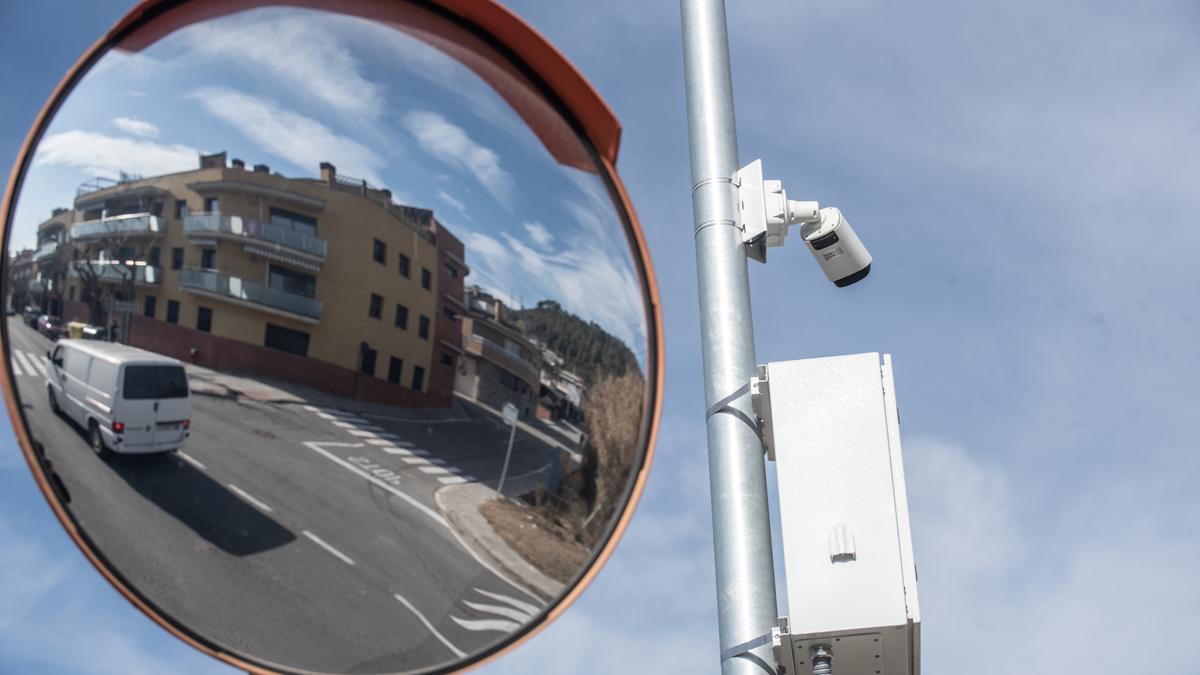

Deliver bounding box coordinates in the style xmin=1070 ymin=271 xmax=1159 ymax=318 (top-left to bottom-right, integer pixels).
xmin=184 ymin=364 xmax=471 ymax=421
xmin=435 ymin=482 xmax=565 ymax=601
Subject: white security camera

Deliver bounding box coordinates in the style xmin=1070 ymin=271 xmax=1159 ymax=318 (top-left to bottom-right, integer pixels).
xmin=736 ymin=159 xmax=872 ymax=287
xmin=798 ymin=207 xmax=871 ymax=287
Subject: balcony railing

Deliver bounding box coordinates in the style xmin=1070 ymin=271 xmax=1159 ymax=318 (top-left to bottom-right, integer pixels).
xmin=71 ymin=213 xmax=161 ymax=240
xmin=466 ymin=333 xmax=539 ymax=384
xmin=69 ymin=263 xmax=161 ymax=286
xmin=180 ymin=268 xmax=322 ymax=321
xmin=34 ymin=242 xmax=60 ymax=262
xmin=184 ymin=213 xmax=327 ymax=259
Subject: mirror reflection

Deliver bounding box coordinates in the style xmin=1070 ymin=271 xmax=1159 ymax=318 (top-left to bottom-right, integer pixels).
xmin=5 ymin=4 xmax=650 ymax=673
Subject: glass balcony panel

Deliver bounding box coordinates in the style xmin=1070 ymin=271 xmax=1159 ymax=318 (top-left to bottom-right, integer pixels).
xmin=180 ymin=268 xmax=322 ymax=320
xmin=70 ymin=213 xmax=161 ymax=240
xmin=184 ymin=213 xmax=327 ymax=259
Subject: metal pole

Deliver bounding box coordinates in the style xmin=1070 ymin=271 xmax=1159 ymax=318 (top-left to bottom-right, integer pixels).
xmin=497 ymin=420 xmax=517 ymax=495
xmin=681 ymin=1 xmax=779 ymax=673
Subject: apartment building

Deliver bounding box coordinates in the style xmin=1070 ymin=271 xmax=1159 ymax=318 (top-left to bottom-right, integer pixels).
xmin=455 ymin=285 xmax=542 ymax=418
xmin=50 ymin=152 xmax=464 ymax=407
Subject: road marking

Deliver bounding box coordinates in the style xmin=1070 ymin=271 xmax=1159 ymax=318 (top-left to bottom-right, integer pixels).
xmin=348 ymin=429 xmax=381 ymax=438
xmin=379 ymin=446 xmax=414 ymax=456
xmin=366 ymin=438 xmax=398 ymax=446
xmin=474 ymin=588 xmax=541 ymax=617
xmin=31 ymin=353 xmax=47 ymax=376
xmin=420 ymin=466 xmax=451 ymax=475
xmin=177 ymin=451 xmax=207 ymax=471
xmin=448 ymin=615 xmax=521 ymax=633
xmin=400 ymin=456 xmax=431 ymax=465
xmin=16 ymin=351 xmax=38 ymax=377
xmin=228 ymin=484 xmax=274 ymax=513
xmin=302 ymin=530 xmax=355 ymax=566
xmin=394 ymin=593 xmax=466 ymax=658
xmin=303 ymin=442 xmax=446 ymax=526
xmin=9 ymin=356 xmax=23 ymax=377
xmin=462 ymin=599 xmax=534 ymax=623
xmin=438 ymin=475 xmax=468 ymax=485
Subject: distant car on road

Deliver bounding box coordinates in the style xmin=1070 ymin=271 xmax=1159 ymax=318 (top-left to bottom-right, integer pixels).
xmin=22 ymin=306 xmax=42 ymax=327
xmin=46 ymin=340 xmax=191 ymax=457
xmin=36 ymin=314 xmax=63 ymax=340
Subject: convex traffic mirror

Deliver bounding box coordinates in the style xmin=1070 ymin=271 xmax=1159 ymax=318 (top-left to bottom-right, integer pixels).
xmin=1 ymin=1 xmax=662 ymax=673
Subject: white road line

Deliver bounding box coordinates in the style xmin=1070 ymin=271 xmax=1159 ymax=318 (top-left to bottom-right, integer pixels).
xmin=366 ymin=438 xmax=399 ymax=447
xmin=303 ymin=442 xmax=447 ymax=526
xmin=303 ymin=405 xmax=320 ymax=412
xmin=401 ymin=456 xmax=431 ymax=465
xmin=380 ymin=446 xmax=414 ymax=456
xmin=16 ymin=351 xmax=38 ymax=377
xmin=438 ymin=476 xmax=468 ymax=485
xmin=177 ymin=451 xmax=207 ymax=471
xmin=302 ymin=530 xmax=355 ymax=566
xmin=30 ymin=352 xmax=47 ymax=376
xmin=394 ymin=593 xmax=466 ymax=658
xmin=420 ymin=466 xmax=451 ymax=476
xmin=474 ymin=588 xmax=541 ymax=617
xmin=228 ymin=484 xmax=274 ymax=513
xmin=348 ymin=429 xmax=381 ymax=438
xmin=449 ymin=615 xmax=521 ymax=633
xmin=330 ymin=420 xmax=358 ymax=428
xmin=9 ymin=357 xmax=23 ymax=377
xmin=461 ymin=599 xmax=534 ymax=623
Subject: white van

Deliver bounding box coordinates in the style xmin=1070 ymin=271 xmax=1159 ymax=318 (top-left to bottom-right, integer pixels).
xmin=46 ymin=340 xmax=191 ymax=456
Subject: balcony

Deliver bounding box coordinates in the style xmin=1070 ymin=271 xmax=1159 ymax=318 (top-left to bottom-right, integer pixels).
xmin=34 ymin=242 xmax=60 ymax=262
xmin=71 ymin=213 xmax=162 ymax=241
xmin=69 ymin=263 xmax=161 ymax=286
xmin=465 ymin=333 xmax=539 ymax=386
xmin=180 ymin=268 xmax=322 ymax=322
xmin=184 ymin=213 xmax=327 ymax=261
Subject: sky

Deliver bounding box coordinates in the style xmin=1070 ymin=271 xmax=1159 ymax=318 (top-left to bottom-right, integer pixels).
xmin=4 ymin=1 xmax=1200 ymax=674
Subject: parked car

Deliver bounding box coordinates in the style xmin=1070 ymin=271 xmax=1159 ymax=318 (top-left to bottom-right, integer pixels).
xmin=22 ymin=306 xmax=42 ymax=327
xmin=46 ymin=340 xmax=191 ymax=456
xmin=36 ymin=314 xmax=63 ymax=340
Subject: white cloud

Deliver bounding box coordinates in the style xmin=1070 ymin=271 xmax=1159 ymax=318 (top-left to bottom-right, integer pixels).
xmin=33 ymin=130 xmax=198 ymax=178
xmin=522 ymin=222 xmax=553 ymax=248
xmin=401 ymin=110 xmax=514 ymax=207
xmin=190 ymin=87 xmax=384 ymax=184
xmin=111 ymin=117 xmax=159 ymax=138
xmin=180 ymin=11 xmax=383 ymax=120
xmin=438 ymin=190 xmax=468 ymax=215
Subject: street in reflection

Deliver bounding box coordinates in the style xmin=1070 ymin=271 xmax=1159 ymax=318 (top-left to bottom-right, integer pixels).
xmin=5 ymin=4 xmax=650 ymax=674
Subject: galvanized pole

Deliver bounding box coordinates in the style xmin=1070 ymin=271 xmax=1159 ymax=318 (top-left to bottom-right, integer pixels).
xmin=681 ymin=1 xmax=779 ymax=673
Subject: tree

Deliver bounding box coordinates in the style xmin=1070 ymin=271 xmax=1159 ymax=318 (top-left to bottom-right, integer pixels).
xmin=70 ymin=217 xmax=161 ymax=341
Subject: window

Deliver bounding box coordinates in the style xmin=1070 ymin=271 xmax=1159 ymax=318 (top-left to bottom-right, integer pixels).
xmin=361 ymin=348 xmax=377 ymax=376
xmin=196 ymin=306 xmax=213 ymax=333
xmin=171 ymin=248 xmax=183 ymax=270
xmin=166 ymin=300 xmax=180 ymax=324
xmin=443 ymin=307 xmax=456 ymax=321
xmin=398 ymin=253 xmax=411 ymax=278
xmin=143 ymin=295 xmax=156 ymax=318
xmin=264 ymin=323 xmax=310 ymax=356
xmin=499 ymin=369 xmax=522 ymax=392
xmin=149 ymin=247 xmax=161 ymax=267
xmin=200 ymin=249 xmax=216 ymax=269
xmin=174 ymin=199 xmax=187 ymax=219
xmin=387 ymin=357 xmax=403 ymax=384
xmin=418 ymin=315 xmax=430 ymax=340
xmin=394 ymin=303 xmax=408 ymax=329
xmin=440 ymin=352 xmax=454 ymax=368
xmin=373 ymin=239 xmax=386 ymax=264
xmin=122 ymin=365 xmax=188 ymax=400
xmin=445 ymin=263 xmax=458 ymax=279
xmin=268 ymin=207 xmax=317 ymax=238
xmin=421 ymin=267 xmax=432 ymax=290
xmin=368 ymin=293 xmax=383 ymax=319
xmin=268 ymin=264 xmax=316 ymax=297
xmin=411 ymin=365 xmax=425 ymax=391
xmin=204 ymin=196 xmax=219 ymax=213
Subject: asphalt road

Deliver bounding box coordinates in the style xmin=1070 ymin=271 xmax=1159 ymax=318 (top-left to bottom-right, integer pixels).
xmin=5 ymin=317 xmax=568 ymax=674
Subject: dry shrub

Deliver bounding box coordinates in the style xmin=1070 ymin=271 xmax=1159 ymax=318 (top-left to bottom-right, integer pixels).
xmin=573 ymin=372 xmax=644 ymax=547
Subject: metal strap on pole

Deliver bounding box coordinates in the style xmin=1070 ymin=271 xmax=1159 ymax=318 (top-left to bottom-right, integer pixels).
xmin=681 ymin=1 xmax=780 ymax=673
